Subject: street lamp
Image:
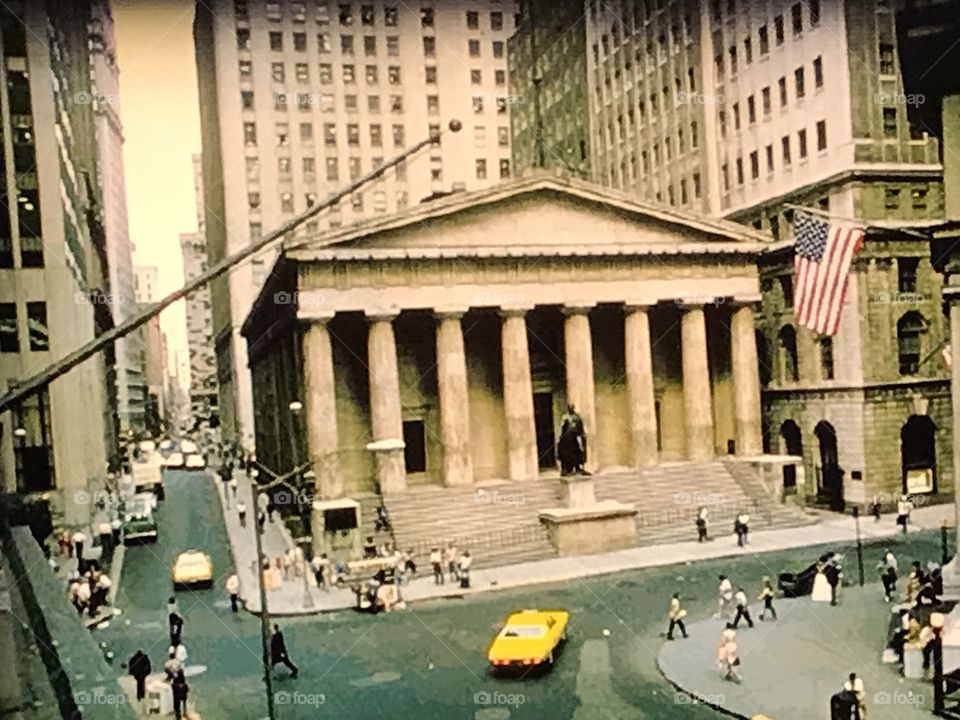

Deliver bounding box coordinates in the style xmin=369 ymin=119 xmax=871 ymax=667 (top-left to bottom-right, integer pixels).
xmin=932 ymin=611 xmax=946 ymax=714
xmin=300 ymin=469 xmax=317 ymax=609
xmin=247 ymin=466 xmax=276 ymax=720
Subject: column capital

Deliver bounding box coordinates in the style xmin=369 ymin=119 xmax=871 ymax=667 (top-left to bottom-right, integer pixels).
xmin=730 ymin=294 xmax=762 ymax=307
xmin=624 ymin=301 xmax=656 ymax=313
xmin=300 ymin=311 xmax=335 ymax=325
xmin=561 ymin=302 xmax=597 ymax=316
xmin=366 ymin=306 xmax=400 ymax=323
xmin=435 ymin=306 xmax=469 ymax=320
xmin=498 ymin=304 xmax=534 ymax=318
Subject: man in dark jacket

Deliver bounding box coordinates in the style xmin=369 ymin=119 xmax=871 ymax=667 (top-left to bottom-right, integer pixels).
xmin=127 ymin=649 xmax=152 ymax=701
xmin=171 ymin=670 xmax=189 ymax=720
xmin=270 ymin=624 xmax=299 ymax=677
xmin=824 ymin=561 xmax=842 ymax=606
xmin=168 ymin=610 xmax=184 ymax=646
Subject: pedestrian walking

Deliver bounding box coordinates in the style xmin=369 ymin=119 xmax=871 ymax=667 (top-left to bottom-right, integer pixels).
xmin=270 ymin=624 xmax=299 ymax=678
xmin=258 ymin=491 xmax=270 ymax=524
xmin=168 ymin=609 xmax=184 ymax=646
xmin=695 ymin=506 xmax=708 ymax=543
xmin=842 ymin=673 xmax=866 ymax=719
xmin=666 ymin=592 xmax=688 ymax=640
xmin=878 ymin=549 xmax=898 ymax=602
xmin=445 ymin=542 xmax=460 ymax=583
xmin=164 ymin=647 xmax=183 ymax=681
xmin=97 ymin=519 xmax=114 ymax=566
xmin=229 ymin=477 xmax=238 ymax=498
xmin=718 ymin=628 xmax=741 ymax=683
xmin=870 ymin=494 xmax=882 ymax=521
xmin=283 ymin=548 xmax=294 ymax=580
xmin=312 ymin=554 xmax=330 ymax=590
xmin=127 ymin=649 xmax=151 ymax=702
xmin=824 ymin=559 xmax=842 ymax=606
xmin=758 ymin=577 xmax=777 ymax=621
xmin=896 ymin=495 xmax=913 ymax=535
xmin=717 ymin=575 xmax=734 ymax=621
xmin=226 ymin=573 xmax=240 ymax=612
xmin=734 ymin=511 xmax=750 ymax=547
xmin=237 ymin=500 xmax=247 ymax=527
xmin=731 ymin=587 xmax=754 ymax=629
xmin=458 ymin=550 xmax=472 ymax=589
xmin=59 ymin=531 xmax=72 ymax=558
xmin=72 ymin=530 xmax=87 ymax=573
xmin=430 ymin=547 xmax=444 ymax=585
xmin=171 ymin=670 xmax=190 ymax=720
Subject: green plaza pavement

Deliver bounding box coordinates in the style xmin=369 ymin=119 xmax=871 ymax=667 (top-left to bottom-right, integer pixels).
xmin=99 ymin=470 xmax=946 ymax=719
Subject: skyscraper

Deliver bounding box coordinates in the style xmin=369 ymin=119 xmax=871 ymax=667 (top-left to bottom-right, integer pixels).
xmin=195 ymin=0 xmax=518 ymax=447
xmin=0 ymin=0 xmax=117 ymax=522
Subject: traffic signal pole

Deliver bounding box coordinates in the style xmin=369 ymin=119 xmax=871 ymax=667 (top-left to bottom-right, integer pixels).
xmin=0 ymin=122 xmax=461 ymax=417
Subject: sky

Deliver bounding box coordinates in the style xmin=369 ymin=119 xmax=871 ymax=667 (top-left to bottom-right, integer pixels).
xmin=113 ymin=0 xmax=200 ymax=388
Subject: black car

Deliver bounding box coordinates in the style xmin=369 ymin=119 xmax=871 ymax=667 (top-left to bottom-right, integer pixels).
xmin=778 ymin=551 xmax=840 ymax=598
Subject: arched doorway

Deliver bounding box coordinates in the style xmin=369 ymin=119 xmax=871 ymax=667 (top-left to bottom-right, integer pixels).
xmin=779 ymin=420 xmax=803 ymax=493
xmin=901 ymin=415 xmax=937 ymax=494
xmin=814 ymin=421 xmax=843 ymax=509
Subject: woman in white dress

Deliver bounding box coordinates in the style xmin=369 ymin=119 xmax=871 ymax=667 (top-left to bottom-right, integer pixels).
xmin=811 ymin=561 xmax=833 ymax=603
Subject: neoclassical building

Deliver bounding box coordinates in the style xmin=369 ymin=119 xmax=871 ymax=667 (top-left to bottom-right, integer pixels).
xmin=242 ymin=174 xmax=769 ymax=502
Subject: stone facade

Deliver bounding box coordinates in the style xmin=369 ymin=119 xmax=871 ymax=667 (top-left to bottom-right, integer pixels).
xmin=759 ymin=227 xmax=953 ymax=508
xmin=242 ymin=175 xmax=767 ymax=502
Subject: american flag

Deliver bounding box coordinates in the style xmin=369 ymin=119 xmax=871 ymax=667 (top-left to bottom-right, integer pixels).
xmin=793 ymin=212 xmax=865 ymax=336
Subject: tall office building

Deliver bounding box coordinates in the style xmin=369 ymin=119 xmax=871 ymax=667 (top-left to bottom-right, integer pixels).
xmin=135 ymin=266 xmax=167 ymax=435
xmin=0 ymin=0 xmax=117 ymax=522
xmin=573 ymin=0 xmax=943 ymax=230
xmin=195 ymin=0 xmax=518 ymax=447
xmin=180 ymin=154 xmax=219 ymax=418
xmin=89 ymin=0 xmax=147 ymax=435
xmin=509 ymin=0 xmax=591 ymax=177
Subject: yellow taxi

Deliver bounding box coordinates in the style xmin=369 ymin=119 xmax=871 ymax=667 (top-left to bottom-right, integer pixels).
xmin=487 ymin=609 xmax=569 ymax=669
xmin=172 ymin=550 xmax=213 ymax=589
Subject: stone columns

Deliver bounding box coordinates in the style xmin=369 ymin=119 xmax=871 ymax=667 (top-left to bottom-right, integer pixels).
xmin=563 ymin=304 xmax=597 ymax=472
xmin=730 ymin=303 xmax=763 ymax=457
xmin=366 ymin=312 xmax=406 ymax=494
xmin=435 ymin=309 xmax=473 ymax=486
xmin=951 ymin=296 xmax=960 ymax=563
xmin=624 ymin=305 xmax=658 ymax=466
xmin=302 ymin=317 xmax=342 ymax=499
xmin=680 ymin=305 xmax=714 ymax=461
xmin=500 ymin=306 xmax=538 ymax=481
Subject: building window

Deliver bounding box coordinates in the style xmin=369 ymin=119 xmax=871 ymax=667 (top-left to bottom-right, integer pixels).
xmin=880 ymin=43 xmax=895 ymax=75
xmin=293 ymin=32 xmax=307 ymax=51
xmin=319 ymin=63 xmax=332 ymax=84
xmin=782 ymin=135 xmax=791 ymax=165
xmin=762 ymin=86 xmax=771 ymax=115
xmin=243 ymin=122 xmax=257 ymax=146
xmin=326 ymin=157 xmax=339 ymax=180
xmin=384 ymin=6 xmax=398 ymax=26
xmin=729 ymin=45 xmax=737 ymax=75
xmin=475 ymin=159 xmax=487 ymax=179
xmin=248 ymin=191 xmax=261 ymax=209
xmin=347 ymin=124 xmax=360 ymax=146
xmin=275 ymin=122 xmax=289 ymax=146
xmin=318 ymin=32 xmax=331 ymax=53
xmin=819 ymin=337 xmax=834 ymax=380
xmin=816 ymin=120 xmax=827 ymax=150
xmin=778 ymin=325 xmax=799 ymax=382
xmin=402 ymin=420 xmax=427 ymax=473
xmin=795 ymin=67 xmax=805 ymax=99
xmin=791 ymin=3 xmax=803 ymax=35
xmin=913 ymin=187 xmax=929 ymax=210
xmin=779 ymin=275 xmax=794 ymax=307
xmin=778 ymin=77 xmax=787 ymax=107
xmin=278 ymin=157 xmax=292 ymax=176
xmin=246 ymin=157 xmax=260 ymax=180
xmin=471 ymin=69 xmax=482 ymax=85
xmin=883 ymin=108 xmax=897 ymax=137
xmin=341 ymin=34 xmax=354 ymax=55
xmin=388 ymin=66 xmax=401 ymax=84
xmin=766 ymin=144 xmax=774 ymax=173
xmin=423 ymin=36 xmax=436 ymax=57
xmin=736 ymin=157 xmax=744 ymax=184
xmin=269 ymin=31 xmax=283 ymax=50
xmin=466 ymin=11 xmax=479 ymax=29
xmin=369 ymin=124 xmax=382 ymax=147
xmin=421 ymin=7 xmax=434 ymax=27
xmin=363 ymin=36 xmax=377 ymax=56
xmin=495 ymin=69 xmax=506 ymax=86
xmin=339 ymin=4 xmax=352 ymax=25
xmin=241 ymin=90 xmax=254 ymax=109
xmin=758 ymin=25 xmax=769 ymax=55
xmin=360 ymin=4 xmax=374 ymax=25
xmin=426 ymin=66 xmax=437 ymax=84
xmin=491 ymin=11 xmax=503 ymax=30
xmin=493 ymin=40 xmax=504 ymax=58
xmin=300 ymin=122 xmax=313 ymax=141
xmin=885 ymin=187 xmax=901 ymax=209
xmin=747 ymin=96 xmax=756 ymax=124
xmin=237 ymin=28 xmax=251 ymax=49
xmin=472 ymin=95 xmax=484 ymax=114
xmin=897 ymin=312 xmax=926 ymax=375
xmin=810 ymin=0 xmax=821 ymax=26
xmin=744 ymin=36 xmax=752 ymax=64
xmin=898 ymin=258 xmax=919 ymax=292
xmin=774 ymin=15 xmax=784 ymax=45
xmin=750 ymin=150 xmax=759 ymax=179
xmin=798 ymin=129 xmax=808 ymax=159
xmin=365 ymin=64 xmax=377 ymax=84
xmin=499 ymin=159 xmax=510 ymax=179
xmin=295 ymin=63 xmax=309 ymax=83
xmin=0 ymin=303 xmax=18 ymax=352
xmin=468 ymin=39 xmax=480 ymax=57
xmin=26 ymin=302 xmax=47 ymax=351
xmin=813 ymin=56 xmax=824 ymax=88
xmin=239 ymin=60 xmax=252 ymax=78
xmin=302 ymin=157 xmax=315 ymax=180
xmin=324 ymin=123 xmax=337 ymax=145
xmin=274 ymin=92 xmax=288 ymax=111
xmin=271 ymin=62 xmax=285 ymax=83
xmin=349 ymin=157 xmax=361 ymax=179
xmin=266 ymin=1 xmax=281 ymax=21
xmin=427 ymin=95 xmax=440 ymax=115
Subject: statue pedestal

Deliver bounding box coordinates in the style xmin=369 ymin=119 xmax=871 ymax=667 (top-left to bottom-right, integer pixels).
xmin=540 ymin=476 xmax=637 ymax=556
xmin=311 ymin=498 xmax=362 ymax=562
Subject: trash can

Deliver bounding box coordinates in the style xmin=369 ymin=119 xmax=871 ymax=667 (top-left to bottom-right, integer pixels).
xmin=830 ymin=690 xmax=860 ymax=720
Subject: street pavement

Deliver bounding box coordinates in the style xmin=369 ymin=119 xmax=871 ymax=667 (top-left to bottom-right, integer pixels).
xmin=100 ymin=468 xmax=948 ymax=718
xmin=220 ymin=464 xmax=956 ymax=615
xmin=659 ymin=586 xmax=930 ymax=720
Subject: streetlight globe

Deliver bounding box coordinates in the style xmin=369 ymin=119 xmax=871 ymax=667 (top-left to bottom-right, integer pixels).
xmin=250 ymin=469 xmax=259 ymax=479
xmin=288 ymin=400 xmax=303 ymax=414
xmin=448 ymin=119 xmax=462 ymax=133
xmin=13 ymin=427 xmax=26 ymax=438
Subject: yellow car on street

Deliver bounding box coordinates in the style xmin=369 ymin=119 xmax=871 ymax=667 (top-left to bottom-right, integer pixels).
xmin=172 ymin=550 xmax=213 ymax=589
xmin=487 ymin=609 xmax=569 ymax=669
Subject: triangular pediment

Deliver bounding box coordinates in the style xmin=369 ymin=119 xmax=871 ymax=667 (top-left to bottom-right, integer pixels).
xmin=286 ymin=174 xmax=769 ymax=260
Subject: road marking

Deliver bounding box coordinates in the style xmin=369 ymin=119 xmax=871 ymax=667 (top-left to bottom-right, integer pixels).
xmin=349 ymin=671 xmax=401 ymax=688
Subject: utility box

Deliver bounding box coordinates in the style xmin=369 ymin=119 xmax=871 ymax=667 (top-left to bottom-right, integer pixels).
xmin=311 ymin=498 xmax=362 ymax=561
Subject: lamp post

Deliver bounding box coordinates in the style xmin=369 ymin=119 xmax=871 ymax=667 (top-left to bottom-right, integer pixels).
xmin=13 ymin=426 xmax=26 ymax=492
xmin=248 ymin=466 xmax=276 ymax=720
xmin=932 ymin=611 xmax=946 ymax=714
xmin=943 ymin=518 xmax=950 ymax=567
xmin=853 ymin=506 xmax=864 ymax=587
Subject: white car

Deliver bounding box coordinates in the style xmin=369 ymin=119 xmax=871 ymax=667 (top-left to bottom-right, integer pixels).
xmin=185 ymin=453 xmax=206 ymax=470
xmin=159 ymin=439 xmax=173 ymax=451
xmin=180 ymin=440 xmax=199 ymax=455
xmin=164 ymin=452 xmax=185 ymax=469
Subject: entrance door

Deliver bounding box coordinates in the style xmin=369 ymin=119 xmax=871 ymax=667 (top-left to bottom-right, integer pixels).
xmin=533 ymin=392 xmax=556 ymax=469
xmin=814 ymin=421 xmax=843 ymax=510
xmin=779 ymin=420 xmax=803 ymax=494
xmin=901 ymin=415 xmax=936 ymax=494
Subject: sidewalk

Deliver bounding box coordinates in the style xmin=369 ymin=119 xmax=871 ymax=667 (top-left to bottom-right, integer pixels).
xmin=216 ymin=473 xmax=955 ymax=616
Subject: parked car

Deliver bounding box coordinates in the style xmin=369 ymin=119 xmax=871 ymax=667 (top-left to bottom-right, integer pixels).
xmin=122 ymin=495 xmax=158 ymax=544
xmin=172 ymin=550 xmax=213 ymax=589
xmin=180 ymin=439 xmax=199 ymax=455
xmin=184 ymin=453 xmax=206 ymax=471
xmin=164 ymin=452 xmax=185 ymax=469
xmin=778 ymin=551 xmax=841 ymax=598
xmin=487 ymin=609 xmax=569 ymax=670
xmin=132 ymin=456 xmax=165 ymax=500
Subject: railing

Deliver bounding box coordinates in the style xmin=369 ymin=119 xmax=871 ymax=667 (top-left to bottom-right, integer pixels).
xmin=398 ymin=523 xmax=552 ymax=560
